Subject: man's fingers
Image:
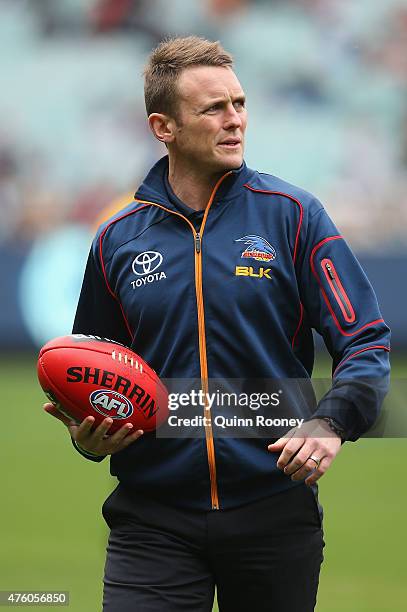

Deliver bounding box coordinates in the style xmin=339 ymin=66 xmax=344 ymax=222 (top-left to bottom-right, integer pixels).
xmin=114 ymin=428 xmax=144 ymax=450
xmin=290 ymin=455 xmax=324 ymax=482
xmin=43 ymin=403 xmax=64 ymax=420
xmin=43 ymin=403 xmax=76 ymax=428
xmin=92 ymin=417 xmax=115 ymax=439
xmin=75 ymin=416 xmax=116 ymax=446
xmin=107 ymin=422 xmax=136 ymax=446
xmin=282 ymin=442 xmax=317 ymax=476
xmin=267 ymin=428 xmax=296 ymax=452
xmin=274 ymin=437 xmax=306 ymax=471
xmin=267 ymin=436 xmax=290 ymax=452
xmin=305 ymin=457 xmax=330 ymax=486
xmin=74 ymin=415 xmax=97 ymax=441
xmin=268 ymin=420 xmax=342 ymax=483
xmin=75 ymin=418 xmax=143 ymax=452
xmin=45 ymin=405 xmax=143 ymax=455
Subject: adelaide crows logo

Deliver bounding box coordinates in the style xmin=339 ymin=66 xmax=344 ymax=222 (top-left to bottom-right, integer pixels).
xmin=235 ymin=235 xmax=276 ymax=262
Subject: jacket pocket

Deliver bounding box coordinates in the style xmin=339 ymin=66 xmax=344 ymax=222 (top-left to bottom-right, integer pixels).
xmin=321 ymin=258 xmax=356 ymax=323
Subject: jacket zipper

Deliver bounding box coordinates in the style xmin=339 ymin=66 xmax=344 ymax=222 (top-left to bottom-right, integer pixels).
xmin=321 ymin=258 xmax=356 ymax=323
xmin=195 ymin=232 xmax=201 ymax=253
xmin=135 ymin=171 xmax=232 ymax=510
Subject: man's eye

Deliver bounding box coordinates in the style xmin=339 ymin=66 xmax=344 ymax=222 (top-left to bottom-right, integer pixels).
xmin=234 ymin=101 xmax=245 ymax=110
xmin=206 ymin=105 xmax=220 ymax=113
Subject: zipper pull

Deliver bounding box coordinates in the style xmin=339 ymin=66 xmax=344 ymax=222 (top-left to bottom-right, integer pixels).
xmin=325 ymin=262 xmax=335 ymax=280
xmin=195 ymin=232 xmax=201 ymax=254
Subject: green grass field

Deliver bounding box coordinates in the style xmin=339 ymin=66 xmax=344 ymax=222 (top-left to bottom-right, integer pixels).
xmin=1 ymin=354 xmax=406 ymax=611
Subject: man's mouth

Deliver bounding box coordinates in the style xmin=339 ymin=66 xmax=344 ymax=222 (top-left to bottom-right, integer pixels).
xmin=218 ymin=138 xmax=241 ymax=149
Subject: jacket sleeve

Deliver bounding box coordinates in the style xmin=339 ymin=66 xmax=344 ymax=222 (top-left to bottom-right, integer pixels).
xmin=72 ymin=240 xmax=133 ymax=346
xmin=296 ymin=203 xmax=391 ymax=441
xmin=70 ymin=438 xmax=106 ymax=462
xmin=70 ymin=237 xmax=133 ymax=461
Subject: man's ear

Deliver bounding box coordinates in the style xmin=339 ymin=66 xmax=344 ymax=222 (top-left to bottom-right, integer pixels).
xmin=148 ymin=113 xmax=177 ymax=144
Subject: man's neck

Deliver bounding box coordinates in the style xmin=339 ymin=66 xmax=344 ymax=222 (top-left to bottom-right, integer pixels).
xmin=168 ymin=158 xmax=226 ymax=212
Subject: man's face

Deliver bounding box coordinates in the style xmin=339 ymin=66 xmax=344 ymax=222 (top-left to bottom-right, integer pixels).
xmin=170 ymin=65 xmax=247 ymax=175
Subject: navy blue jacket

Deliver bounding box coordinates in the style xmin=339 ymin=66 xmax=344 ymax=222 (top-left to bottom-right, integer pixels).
xmin=73 ymin=156 xmax=390 ymax=510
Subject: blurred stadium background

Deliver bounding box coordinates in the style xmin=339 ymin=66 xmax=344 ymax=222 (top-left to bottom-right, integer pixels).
xmin=0 ymin=0 xmax=406 ymax=610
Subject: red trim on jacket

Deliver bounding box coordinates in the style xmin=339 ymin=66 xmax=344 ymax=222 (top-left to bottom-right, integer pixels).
xmin=243 ymin=185 xmax=304 ymax=264
xmin=98 ymin=204 xmax=150 ymax=340
xmin=310 ymin=236 xmax=384 ymax=337
xmin=292 ymin=301 xmax=304 ymax=349
xmin=242 ymin=185 xmax=306 ymax=347
xmin=321 ymin=257 xmax=356 ymax=323
xmin=333 ymin=345 xmax=390 ymax=376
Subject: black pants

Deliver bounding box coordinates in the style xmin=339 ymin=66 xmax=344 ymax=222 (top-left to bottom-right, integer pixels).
xmin=102 ymin=484 xmax=324 ymax=612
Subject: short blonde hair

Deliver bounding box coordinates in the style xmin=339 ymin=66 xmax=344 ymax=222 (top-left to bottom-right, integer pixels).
xmin=144 ymin=36 xmax=234 ymax=119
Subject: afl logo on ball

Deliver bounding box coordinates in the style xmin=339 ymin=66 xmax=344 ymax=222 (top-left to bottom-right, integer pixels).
xmin=89 ymin=389 xmax=133 ymax=419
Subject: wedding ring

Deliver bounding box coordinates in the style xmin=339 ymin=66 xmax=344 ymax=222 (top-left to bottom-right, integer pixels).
xmin=309 ymin=455 xmax=321 ymax=468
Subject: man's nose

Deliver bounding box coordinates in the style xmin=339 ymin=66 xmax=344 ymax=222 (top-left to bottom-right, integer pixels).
xmin=223 ymin=104 xmax=243 ymax=129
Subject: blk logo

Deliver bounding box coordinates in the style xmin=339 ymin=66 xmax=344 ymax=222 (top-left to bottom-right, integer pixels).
xmin=89 ymin=389 xmax=133 ymax=419
xmin=235 ymin=266 xmax=272 ymax=279
xmin=132 ymin=251 xmax=163 ymax=276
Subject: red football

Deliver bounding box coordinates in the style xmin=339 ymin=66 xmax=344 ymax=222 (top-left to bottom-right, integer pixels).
xmin=37 ymin=334 xmax=169 ymax=433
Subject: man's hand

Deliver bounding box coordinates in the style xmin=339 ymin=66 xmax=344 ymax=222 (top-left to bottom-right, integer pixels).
xmin=44 ymin=403 xmax=143 ymax=456
xmin=267 ymin=418 xmax=342 ymax=486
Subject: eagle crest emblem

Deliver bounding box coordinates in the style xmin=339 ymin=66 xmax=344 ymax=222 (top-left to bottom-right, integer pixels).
xmin=235 ymin=235 xmax=276 ymax=262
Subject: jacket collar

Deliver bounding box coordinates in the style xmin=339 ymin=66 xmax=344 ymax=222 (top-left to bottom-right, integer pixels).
xmin=134 ymin=155 xmax=255 ymax=213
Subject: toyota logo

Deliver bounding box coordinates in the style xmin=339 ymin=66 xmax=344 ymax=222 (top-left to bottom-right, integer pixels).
xmin=132 ymin=251 xmax=163 ymax=276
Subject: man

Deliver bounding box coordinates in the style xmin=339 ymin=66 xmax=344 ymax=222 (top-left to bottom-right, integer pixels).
xmin=45 ymin=36 xmax=390 ymax=611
